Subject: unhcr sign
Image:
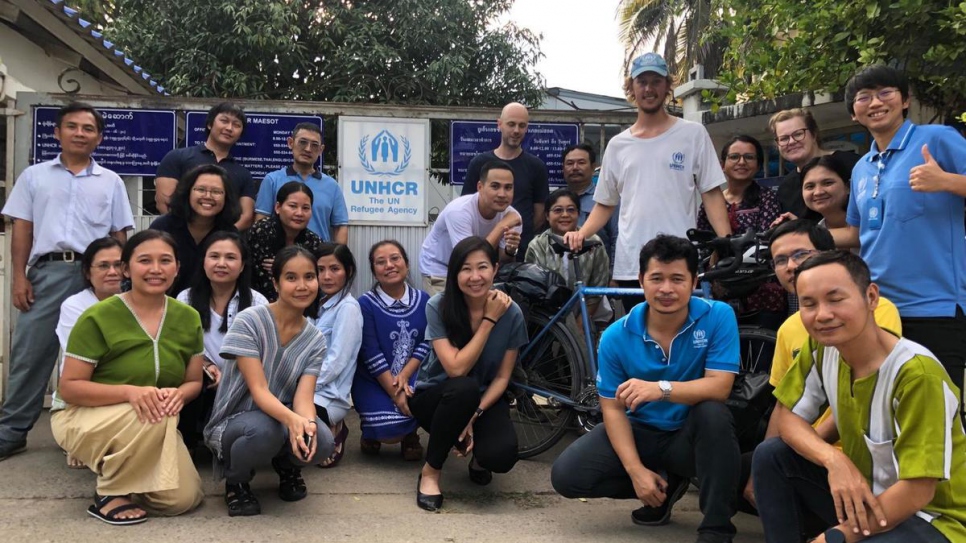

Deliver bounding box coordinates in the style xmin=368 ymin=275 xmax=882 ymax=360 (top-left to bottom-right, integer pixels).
xmin=339 ymin=117 xmax=429 ymax=226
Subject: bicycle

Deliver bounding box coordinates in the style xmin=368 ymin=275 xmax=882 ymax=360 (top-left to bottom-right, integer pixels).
xmin=504 ymin=229 xmax=778 ymax=459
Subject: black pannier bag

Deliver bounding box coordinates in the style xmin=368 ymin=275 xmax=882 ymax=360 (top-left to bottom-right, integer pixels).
xmin=494 ymin=262 xmax=572 ymax=311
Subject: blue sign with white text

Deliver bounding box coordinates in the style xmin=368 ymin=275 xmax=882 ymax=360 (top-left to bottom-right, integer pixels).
xmin=186 ymin=112 xmax=324 ymax=179
xmin=33 ymin=107 xmax=176 ymax=176
xmin=449 ymin=121 xmax=579 ymax=186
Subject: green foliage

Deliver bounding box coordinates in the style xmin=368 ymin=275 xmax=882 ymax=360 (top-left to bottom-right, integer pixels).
xmin=76 ymin=0 xmax=544 ymax=107
xmin=714 ymin=0 xmax=966 ymax=117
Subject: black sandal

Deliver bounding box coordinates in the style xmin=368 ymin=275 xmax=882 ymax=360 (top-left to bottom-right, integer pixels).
xmin=225 ymin=482 xmax=261 ymax=516
xmin=272 ymin=457 xmax=307 ymax=502
xmin=87 ymin=493 xmax=148 ymax=526
xmin=468 ymin=456 xmax=493 ymax=486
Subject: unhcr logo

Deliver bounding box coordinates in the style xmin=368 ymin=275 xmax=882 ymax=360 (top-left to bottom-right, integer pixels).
xmin=359 ymin=129 xmax=412 ymax=176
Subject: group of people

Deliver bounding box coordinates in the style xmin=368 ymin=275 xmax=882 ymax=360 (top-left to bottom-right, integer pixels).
xmin=0 ymin=51 xmax=964 ymax=543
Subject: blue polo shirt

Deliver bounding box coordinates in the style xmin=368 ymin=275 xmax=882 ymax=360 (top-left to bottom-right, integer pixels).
xmin=156 ymin=144 xmax=256 ymax=200
xmin=847 ymin=120 xmax=966 ymax=317
xmin=575 ymin=183 xmax=619 ymax=265
xmin=596 ymin=297 xmax=739 ymax=430
xmin=255 ymin=166 xmax=349 ymax=241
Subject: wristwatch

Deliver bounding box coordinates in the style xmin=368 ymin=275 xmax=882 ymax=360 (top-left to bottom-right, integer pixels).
xmin=823 ymin=527 xmax=846 ymax=543
xmin=658 ymin=380 xmax=672 ymax=401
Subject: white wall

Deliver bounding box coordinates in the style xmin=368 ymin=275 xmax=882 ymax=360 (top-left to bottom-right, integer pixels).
xmin=0 ymin=24 xmax=111 ymax=98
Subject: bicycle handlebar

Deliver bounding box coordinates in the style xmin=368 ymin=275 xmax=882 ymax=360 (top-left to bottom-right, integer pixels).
xmin=549 ymin=233 xmax=602 ymax=257
xmin=690 ymin=228 xmax=759 ymax=281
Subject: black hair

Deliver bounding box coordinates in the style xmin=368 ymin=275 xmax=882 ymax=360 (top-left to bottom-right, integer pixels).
xmin=121 ymin=229 xmax=179 ymax=265
xmin=315 ymin=243 xmax=357 ymax=307
xmin=800 ymin=155 xmax=852 ymax=213
xmin=367 ymin=240 xmax=410 ymax=289
xmin=441 ymin=236 xmax=499 ymax=349
xmin=205 ymin=102 xmax=247 ymax=136
xmin=276 ymin=181 xmax=314 ymax=205
xmin=290 ymin=122 xmax=322 ymax=139
xmin=561 ymin=142 xmax=597 ymax=165
xmin=271 ymin=245 xmax=320 ymax=318
xmin=56 ymin=102 xmax=105 ymax=134
xmin=720 ymin=134 xmax=764 ymax=208
xmin=769 ymin=218 xmax=835 ymax=252
xmin=169 ymin=164 xmax=240 ymax=230
xmin=188 ymin=231 xmax=254 ymax=333
xmin=794 ymin=250 xmax=871 ymax=292
xmin=638 ymin=235 xmax=698 ymax=278
xmin=844 ymin=64 xmax=910 ymax=117
xmin=546 ymin=188 xmax=579 ymax=210
xmin=80 ymin=237 xmax=124 ymax=289
xmin=479 ymin=160 xmax=514 ymax=183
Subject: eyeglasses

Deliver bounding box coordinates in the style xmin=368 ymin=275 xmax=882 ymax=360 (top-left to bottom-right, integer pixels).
xmin=92 ymin=261 xmax=123 ymax=272
xmin=771 ymin=249 xmax=818 ymax=269
xmin=549 ymin=206 xmax=578 ymax=215
xmin=775 ymin=128 xmax=809 ymax=146
xmin=192 ymin=187 xmax=225 ymax=197
xmin=294 ymin=139 xmax=321 ymax=150
xmin=853 ymin=88 xmax=899 ymax=105
xmin=726 ymin=153 xmax=757 ymax=163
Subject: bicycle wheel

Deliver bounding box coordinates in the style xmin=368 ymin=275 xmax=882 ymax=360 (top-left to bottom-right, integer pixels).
xmin=737 ymin=325 xmax=776 ymax=374
xmin=511 ymin=311 xmax=586 ymax=459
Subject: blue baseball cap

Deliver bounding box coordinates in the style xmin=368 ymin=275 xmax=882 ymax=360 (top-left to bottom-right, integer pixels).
xmin=630 ymin=53 xmax=669 ymax=78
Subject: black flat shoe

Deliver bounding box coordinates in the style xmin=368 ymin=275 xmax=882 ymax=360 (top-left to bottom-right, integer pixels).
xmin=468 ymin=456 xmax=493 ymax=486
xmin=416 ymin=473 xmax=443 ymax=512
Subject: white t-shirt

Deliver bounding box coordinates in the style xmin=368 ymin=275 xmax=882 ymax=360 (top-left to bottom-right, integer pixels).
xmin=595 ymin=118 xmax=725 ymax=279
xmin=177 ymin=288 xmax=269 ymax=370
xmin=418 ymin=193 xmax=519 ymax=277
xmin=56 ymin=288 xmax=101 ymax=372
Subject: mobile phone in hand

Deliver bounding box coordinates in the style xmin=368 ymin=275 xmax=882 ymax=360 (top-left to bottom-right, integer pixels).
xmin=202 ymin=364 xmax=215 ymax=381
xmin=302 ymin=433 xmax=314 ymax=460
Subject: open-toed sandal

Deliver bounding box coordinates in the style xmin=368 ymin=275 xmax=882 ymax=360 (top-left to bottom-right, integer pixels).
xmin=86 ymin=493 xmax=148 ymax=526
xmin=360 ymin=437 xmax=382 ymax=455
xmin=272 ymin=457 xmax=307 ymax=502
xmin=225 ymin=482 xmax=260 ymax=517
xmin=318 ymin=422 xmax=348 ymax=469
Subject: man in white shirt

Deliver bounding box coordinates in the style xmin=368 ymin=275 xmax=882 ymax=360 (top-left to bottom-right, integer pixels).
xmin=564 ymin=53 xmax=732 ymax=311
xmin=419 ymin=161 xmax=522 ymax=295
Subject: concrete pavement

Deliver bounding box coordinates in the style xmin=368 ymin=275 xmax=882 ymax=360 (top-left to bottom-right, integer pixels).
xmin=0 ymin=411 xmax=765 ymax=542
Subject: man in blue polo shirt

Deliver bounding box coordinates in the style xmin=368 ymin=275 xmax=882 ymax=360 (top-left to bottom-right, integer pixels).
xmin=254 ymin=122 xmax=348 ymax=244
xmin=829 ymin=64 xmax=966 ymax=417
xmin=155 ymin=102 xmax=256 ymax=229
xmin=551 ymin=235 xmax=740 ymax=543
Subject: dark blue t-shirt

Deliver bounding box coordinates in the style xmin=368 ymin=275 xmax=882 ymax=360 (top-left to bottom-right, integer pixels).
xmin=156 ymin=144 xmax=256 ymax=200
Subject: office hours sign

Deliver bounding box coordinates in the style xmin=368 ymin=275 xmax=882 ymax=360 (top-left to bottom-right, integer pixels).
xmin=338 ymin=117 xmax=429 ymax=225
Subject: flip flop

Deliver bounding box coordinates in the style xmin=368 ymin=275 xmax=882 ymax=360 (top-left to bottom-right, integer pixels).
xmin=318 ymin=422 xmax=348 ymax=469
xmin=87 ymin=494 xmax=148 ymax=526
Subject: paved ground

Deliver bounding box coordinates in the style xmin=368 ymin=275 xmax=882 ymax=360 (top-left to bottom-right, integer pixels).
xmin=0 ymin=411 xmax=765 ymax=543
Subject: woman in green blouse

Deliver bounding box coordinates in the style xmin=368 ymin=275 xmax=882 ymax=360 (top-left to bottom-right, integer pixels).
xmin=52 ymin=229 xmax=205 ymax=526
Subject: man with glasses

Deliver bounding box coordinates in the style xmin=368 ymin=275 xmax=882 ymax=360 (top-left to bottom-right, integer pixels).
xmin=735 ymin=219 xmax=901 ymax=521
xmin=0 ymin=102 xmax=135 ymax=461
xmin=156 ymin=102 xmax=256 ymax=229
xmin=563 ymin=143 xmax=618 ymax=266
xmin=830 ymin=64 xmax=966 ymax=418
xmin=255 ymin=122 xmax=348 ymax=244
xmin=768 ymin=109 xmax=860 ymax=221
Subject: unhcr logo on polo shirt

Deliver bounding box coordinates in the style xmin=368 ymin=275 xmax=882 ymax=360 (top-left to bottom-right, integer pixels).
xmin=669 ymin=151 xmax=685 ymax=171
xmin=359 ymin=129 xmax=411 ymax=176
xmin=692 ymin=328 xmax=708 ymax=348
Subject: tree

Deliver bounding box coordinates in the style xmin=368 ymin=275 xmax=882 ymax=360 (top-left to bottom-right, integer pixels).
xmin=616 ymin=0 xmax=726 ymax=80
xmin=77 ymin=0 xmax=544 ymax=107
xmin=714 ymin=0 xmax=966 ymax=119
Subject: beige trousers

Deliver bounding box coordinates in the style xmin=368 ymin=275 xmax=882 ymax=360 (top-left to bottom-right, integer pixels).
xmin=421 ymin=275 xmax=446 ymax=297
xmin=51 ymin=403 xmax=203 ymax=516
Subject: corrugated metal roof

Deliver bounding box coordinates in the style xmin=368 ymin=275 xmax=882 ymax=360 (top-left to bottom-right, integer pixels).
xmin=43 ymin=0 xmax=168 ymax=95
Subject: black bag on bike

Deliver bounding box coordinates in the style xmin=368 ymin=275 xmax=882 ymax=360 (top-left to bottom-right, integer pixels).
xmin=494 ymin=262 xmax=572 ymax=310
xmin=727 ymin=371 xmax=776 ymax=453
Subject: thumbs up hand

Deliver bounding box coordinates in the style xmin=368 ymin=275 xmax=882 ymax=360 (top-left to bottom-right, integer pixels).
xmin=909 ymin=144 xmax=948 ymax=192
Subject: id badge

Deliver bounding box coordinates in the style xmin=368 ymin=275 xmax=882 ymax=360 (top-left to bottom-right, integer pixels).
xmin=867 ymin=199 xmax=883 ymax=230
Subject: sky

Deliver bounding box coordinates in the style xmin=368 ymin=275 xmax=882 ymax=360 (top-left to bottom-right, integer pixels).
xmin=503 ymin=0 xmax=629 ymax=98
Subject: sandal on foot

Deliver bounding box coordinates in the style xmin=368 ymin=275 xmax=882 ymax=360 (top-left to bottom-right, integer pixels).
xmin=401 ymin=431 xmax=423 ymax=461
xmin=272 ymin=457 xmax=307 ymax=502
xmin=225 ymin=482 xmax=260 ymax=517
xmin=87 ymin=494 xmax=148 ymax=526
xmin=318 ymin=422 xmax=348 ymax=469
xmin=360 ymin=437 xmax=382 ymax=455
xmin=468 ymin=456 xmax=493 ymax=486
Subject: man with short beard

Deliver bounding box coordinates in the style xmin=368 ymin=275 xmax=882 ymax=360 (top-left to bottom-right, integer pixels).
xmin=564 ymin=53 xmax=731 ymax=311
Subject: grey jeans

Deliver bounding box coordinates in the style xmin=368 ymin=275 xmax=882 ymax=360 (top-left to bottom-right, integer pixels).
xmin=0 ymin=260 xmax=84 ymax=446
xmin=220 ymin=410 xmax=335 ymax=483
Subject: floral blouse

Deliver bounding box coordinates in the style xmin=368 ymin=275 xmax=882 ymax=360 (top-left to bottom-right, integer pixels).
xmin=247 ymin=216 xmax=324 ymax=302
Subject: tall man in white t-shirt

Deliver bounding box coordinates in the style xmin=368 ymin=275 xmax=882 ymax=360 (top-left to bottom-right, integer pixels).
xmin=419 ymin=160 xmax=522 ymax=295
xmin=564 ymin=53 xmax=732 ymax=310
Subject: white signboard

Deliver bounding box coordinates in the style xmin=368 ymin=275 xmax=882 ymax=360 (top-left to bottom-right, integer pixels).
xmin=338 ymin=117 xmax=430 ymax=225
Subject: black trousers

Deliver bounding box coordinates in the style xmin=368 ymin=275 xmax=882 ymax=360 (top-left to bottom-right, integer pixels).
xmin=616 ymin=279 xmax=646 ymax=313
xmin=409 ymin=376 xmax=518 ymax=473
xmin=902 ymin=307 xmax=966 ymax=418
xmin=551 ymin=401 xmax=739 ymax=538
